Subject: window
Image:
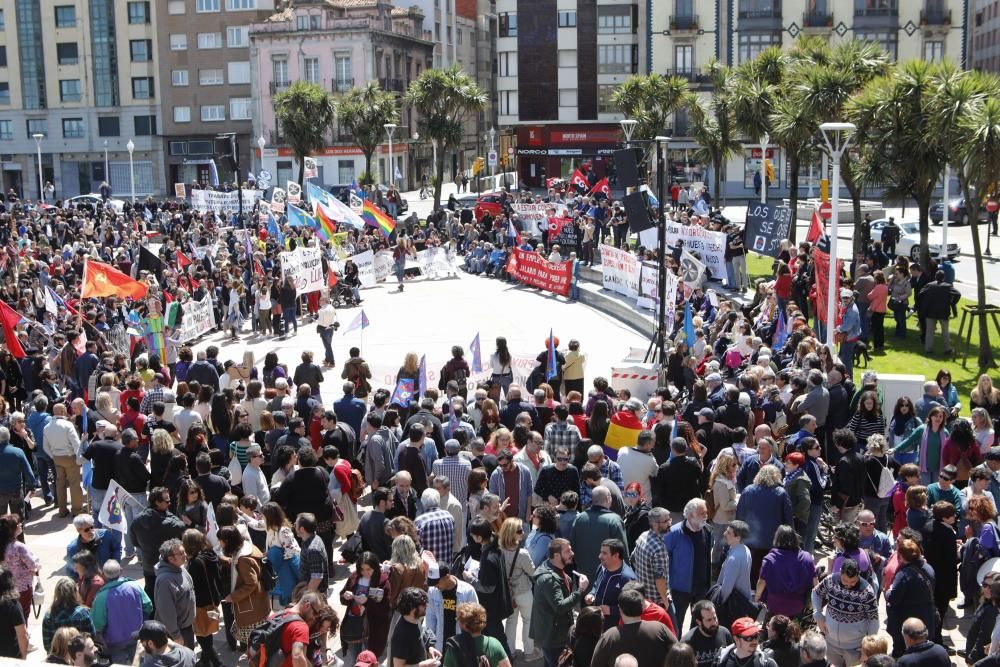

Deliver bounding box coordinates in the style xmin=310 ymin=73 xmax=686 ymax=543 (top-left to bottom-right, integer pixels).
xmin=739 ymin=0 xmax=780 ymax=17
xmin=854 ymin=0 xmax=897 ymax=16
xmin=173 ymin=106 xmax=191 ymax=123
xmin=0 ymin=9 xmax=4 ymax=30
xmin=197 ymin=33 xmax=223 ymax=49
xmin=738 ymin=32 xmax=781 ymax=62
xmin=457 ymin=28 xmax=462 ymax=45
xmin=199 ymin=69 xmax=224 ymax=86
xmin=296 ymin=15 xmax=309 ymax=30
xmin=498 ymin=52 xmax=517 ymax=77
xmin=0 ymin=120 xmax=11 ymax=140
xmin=0 ymin=83 xmax=9 ymax=105
xmin=130 ymin=39 xmax=152 ymax=62
xmin=230 ymin=97 xmax=252 ymax=120
xmin=132 ymin=77 xmax=154 ymax=99
xmin=499 ymin=90 xmax=517 ymax=116
xmin=127 ymin=2 xmax=150 ymax=24
xmin=196 ymin=0 xmax=220 ymax=11
xmin=598 ymin=5 xmax=634 ymax=33
xmin=598 ymin=84 xmax=621 ymax=114
xmin=304 ymin=57 xmax=320 ymax=83
xmin=170 ymin=34 xmax=188 ymax=50
xmin=272 ymin=59 xmax=289 ymax=86
xmin=62 ymin=118 xmax=84 ymax=138
xmin=675 ymin=45 xmax=693 ymax=73
xmin=56 ymin=43 xmax=79 ymax=65
xmin=59 ymin=79 xmax=82 ymax=102
xmin=598 ymin=45 xmax=638 ymax=74
xmin=188 ymin=140 xmax=213 ymax=154
xmin=334 ymin=55 xmax=352 ymax=89
xmin=171 ymin=69 xmax=189 ymax=86
xmin=168 ymin=1 xmax=185 ymax=14
xmin=227 ymin=0 xmax=257 ymax=9
xmin=26 ymin=119 xmax=47 ymax=136
xmin=228 ymin=61 xmax=251 ymax=84
xmin=169 ymin=141 xmax=187 ymax=155
xmin=201 ymin=105 xmax=225 ymax=122
xmin=227 ymin=26 xmax=248 ymax=47
xmin=558 ymin=11 xmax=577 ymax=27
xmin=856 ymin=30 xmax=897 ymax=59
xmin=0 ymin=47 xmax=6 ymax=68
xmin=134 ymin=115 xmax=156 ymax=136
xmin=499 ymin=13 xmax=517 ymax=37
xmin=55 ymin=5 xmax=76 ymax=27
xmin=559 ymin=90 xmax=577 ymax=107
xmin=924 ymin=40 xmax=944 ymax=62
xmin=98 ymin=116 xmax=119 ymax=136
xmin=558 ymin=50 xmax=577 ymax=68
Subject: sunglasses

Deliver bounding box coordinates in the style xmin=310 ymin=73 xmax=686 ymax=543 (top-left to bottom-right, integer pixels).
xmin=624 ymin=492 xmax=639 ymax=499
xmin=556 ymin=457 xmax=570 ymax=462
xmin=858 ymin=521 xmax=875 ymax=526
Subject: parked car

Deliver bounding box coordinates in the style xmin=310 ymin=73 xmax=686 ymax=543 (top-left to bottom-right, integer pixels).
xmin=63 ymin=194 xmax=126 ymax=214
xmin=869 ymin=218 xmax=959 ymax=261
xmin=474 ymin=193 xmax=503 ymax=221
xmin=325 ymin=184 xmax=353 ymax=204
xmin=929 ymin=197 xmax=988 ymax=225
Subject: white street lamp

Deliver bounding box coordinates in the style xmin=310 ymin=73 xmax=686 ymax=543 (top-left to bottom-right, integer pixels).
xmin=126 ymin=139 xmax=136 ymax=205
xmin=257 ymin=135 xmax=266 ymax=176
xmin=32 ymin=133 xmax=44 ymax=203
xmin=818 ymin=122 xmax=856 ymax=348
xmin=760 ymin=133 xmax=770 ymax=204
xmin=384 ymin=123 xmax=397 ymax=190
xmin=488 ymin=126 xmax=496 ymax=185
xmin=619 ymin=119 xmax=638 ymax=146
xmin=103 ymin=140 xmax=109 ymax=186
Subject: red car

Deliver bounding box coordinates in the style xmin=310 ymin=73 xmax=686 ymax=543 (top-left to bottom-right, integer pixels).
xmin=474 ymin=193 xmax=503 ymax=222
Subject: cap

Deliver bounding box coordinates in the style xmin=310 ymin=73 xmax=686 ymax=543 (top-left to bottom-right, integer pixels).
xmin=840 ymin=288 xmax=854 ymax=298
xmin=133 ymin=620 xmax=169 ymax=645
xmin=706 ymin=373 xmax=722 ymax=383
xmin=587 ymin=444 xmax=604 ymax=458
xmin=444 ymin=439 xmax=461 ymax=454
xmin=697 ymin=407 xmax=716 ymax=419
xmin=95 ymin=420 xmax=110 ymax=429
xmin=355 ymin=651 xmax=380 ymax=667
xmin=425 ymin=560 xmax=440 ymax=582
xmin=731 ymin=617 xmax=762 ymax=638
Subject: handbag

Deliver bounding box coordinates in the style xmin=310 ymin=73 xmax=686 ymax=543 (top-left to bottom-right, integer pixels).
xmin=32 ymin=575 xmax=44 ymax=618
xmin=339 ymin=611 xmax=368 ymax=644
xmin=228 ymin=455 xmax=243 ymax=487
xmin=867 ymin=457 xmax=895 ymax=499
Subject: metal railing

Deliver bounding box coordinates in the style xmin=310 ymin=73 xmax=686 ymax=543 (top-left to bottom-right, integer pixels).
xmin=669 ymin=14 xmax=699 ymax=30
xmin=379 ymin=77 xmax=405 ymax=92
xmin=269 ymin=81 xmax=290 ymax=95
xmin=920 ymin=8 xmax=951 ymax=24
xmin=664 ymin=68 xmax=712 ymax=84
xmin=803 ymin=10 xmax=833 ymax=27
xmin=332 ymin=78 xmax=354 ymax=93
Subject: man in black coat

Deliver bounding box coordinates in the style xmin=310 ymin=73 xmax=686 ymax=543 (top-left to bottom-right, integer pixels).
xmin=909 ymin=264 xmax=933 ymax=342
xmin=653 ymin=438 xmax=703 ymax=524
xmin=130 ymin=486 xmax=186 ymax=602
xmin=918 ymin=270 xmax=961 ymax=355
xmin=830 ymin=429 xmax=865 ymax=524
xmin=185 ymin=350 xmax=220 ymax=391
xmin=404 ymin=397 xmax=446 ymax=455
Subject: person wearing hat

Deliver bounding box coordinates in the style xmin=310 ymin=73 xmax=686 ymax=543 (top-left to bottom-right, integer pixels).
xmin=354 ymin=649 xmax=380 ymax=667
xmin=834 ymin=288 xmax=862 ymax=380
xmin=653 ymin=438 xmax=704 ymax=526
xmin=136 ymin=620 xmax=196 ymax=667
xmin=715 ymin=617 xmax=777 ymax=667
xmin=425 ymin=561 xmax=479 ymax=655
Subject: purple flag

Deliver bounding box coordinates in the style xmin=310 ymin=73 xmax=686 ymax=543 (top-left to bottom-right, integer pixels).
xmin=418 ymin=354 xmax=427 ymax=400
xmin=470 ymin=332 xmax=483 ymax=374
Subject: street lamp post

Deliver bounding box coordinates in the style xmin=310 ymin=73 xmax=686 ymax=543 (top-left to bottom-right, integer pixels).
xmin=257 ymin=135 xmax=266 ymax=177
xmin=655 ymin=135 xmax=670 ymax=367
xmin=939 ymin=165 xmax=950 ymax=260
xmin=489 ymin=126 xmax=496 ymax=190
xmin=103 ymin=140 xmax=109 ymax=186
xmin=384 ymin=123 xmax=397 ymax=191
xmin=819 ymin=122 xmax=856 ymax=348
xmin=760 ymin=133 xmax=770 ymax=205
xmin=32 ymin=133 xmax=44 ymax=203
xmin=126 ymin=139 xmax=136 ymax=205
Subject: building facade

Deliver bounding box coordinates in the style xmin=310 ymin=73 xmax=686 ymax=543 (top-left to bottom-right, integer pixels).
xmin=155 ymin=0 xmax=275 ymax=190
xmin=970 ymin=0 xmax=1000 ymax=72
xmin=250 ymin=0 xmax=434 ymax=189
xmin=0 ymin=0 xmax=165 ymax=199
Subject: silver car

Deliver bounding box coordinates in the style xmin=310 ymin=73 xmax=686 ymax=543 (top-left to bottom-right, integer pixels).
xmin=869 ymin=218 xmax=959 ymax=261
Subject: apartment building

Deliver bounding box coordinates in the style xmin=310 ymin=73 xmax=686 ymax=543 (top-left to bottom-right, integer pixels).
xmin=155 ymin=0 xmax=274 ymax=189
xmin=0 ymin=1 xmax=164 ymax=199
xmin=970 ymin=0 xmax=1000 ymax=72
xmin=250 ymin=0 xmax=434 ymax=189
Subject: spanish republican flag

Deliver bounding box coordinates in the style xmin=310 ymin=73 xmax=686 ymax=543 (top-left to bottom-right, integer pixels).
xmin=82 ymin=258 xmax=149 ymax=300
xmin=603 ymin=409 xmax=644 ymax=460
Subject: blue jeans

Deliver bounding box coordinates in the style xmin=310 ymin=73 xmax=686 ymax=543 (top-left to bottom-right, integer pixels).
xmin=122 ymin=494 xmax=148 ymax=558
xmin=803 ymin=503 xmax=824 ymax=555
xmin=669 ymin=588 xmax=706 ymax=632
xmin=319 ymin=327 xmax=335 ymax=365
xmin=35 ymin=456 xmax=54 ymax=503
xmin=282 ymin=308 xmax=297 ymax=335
xmin=839 ymin=340 xmax=856 ymax=380
xmin=105 ymin=642 xmax=137 ymax=665
xmin=90 ymin=486 xmax=107 ymax=528
xmin=570 ymin=280 xmax=579 ymax=300
xmin=857 ymin=301 xmax=871 ymax=340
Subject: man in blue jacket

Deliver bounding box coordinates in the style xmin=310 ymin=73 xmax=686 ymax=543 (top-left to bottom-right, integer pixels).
xmin=0 ymin=426 xmax=37 ymax=519
xmin=91 ymin=559 xmax=152 ymax=665
xmin=664 ymin=497 xmax=712 ymax=631
xmin=65 ymin=514 xmax=122 ymax=578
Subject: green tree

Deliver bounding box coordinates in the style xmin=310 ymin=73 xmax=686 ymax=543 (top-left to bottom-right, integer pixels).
xmin=611 ymin=74 xmax=689 ymax=170
xmin=336 ymin=82 xmax=399 ymax=186
xmin=273 ymin=81 xmax=336 ymax=187
xmin=405 ymin=66 xmax=487 ymax=210
xmin=685 ymin=63 xmax=742 ymax=206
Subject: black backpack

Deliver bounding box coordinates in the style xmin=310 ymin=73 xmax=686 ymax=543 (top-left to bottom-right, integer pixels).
xmin=247 ymin=612 xmax=302 ymax=667
xmin=258 ymin=557 xmax=278 ymax=593
xmin=444 ymin=634 xmax=490 ymax=667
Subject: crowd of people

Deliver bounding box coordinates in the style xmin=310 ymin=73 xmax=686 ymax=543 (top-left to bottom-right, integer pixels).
xmin=0 ymin=175 xmax=996 ymax=667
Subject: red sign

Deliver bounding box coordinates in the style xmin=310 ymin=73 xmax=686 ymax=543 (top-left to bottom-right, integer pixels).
xmin=750 ymin=148 xmax=775 ymax=159
xmin=506 ymin=248 xmax=572 ymax=297
xmin=988 ymin=200 xmax=999 ymax=213
xmin=551 ymin=130 xmax=622 ymax=145
xmin=819 ymin=201 xmax=832 ymax=220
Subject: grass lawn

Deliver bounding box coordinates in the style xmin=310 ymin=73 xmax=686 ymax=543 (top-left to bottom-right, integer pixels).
xmin=743 ymin=252 xmax=999 ymax=414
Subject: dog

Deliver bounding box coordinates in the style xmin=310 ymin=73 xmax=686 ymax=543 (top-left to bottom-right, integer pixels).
xmin=853 ymin=340 xmax=872 ymax=368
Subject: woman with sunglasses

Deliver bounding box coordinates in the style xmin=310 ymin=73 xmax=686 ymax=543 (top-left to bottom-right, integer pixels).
xmin=622 ymin=482 xmax=650 ymax=554
xmin=498 ymin=517 xmax=536 ymax=661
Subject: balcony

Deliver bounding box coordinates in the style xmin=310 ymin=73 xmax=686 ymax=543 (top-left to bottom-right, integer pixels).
xmin=664 ymin=68 xmax=713 ymax=85
xmin=854 ymin=2 xmax=897 ymax=17
xmin=380 ymin=77 xmax=405 ymax=93
xmin=269 ymin=80 xmax=290 ymax=95
xmin=920 ymin=8 xmax=951 ymax=25
xmin=802 ymin=10 xmax=833 ymax=27
xmin=738 ymin=5 xmax=781 ymax=19
xmin=332 ymin=78 xmax=354 ymax=93
xmin=669 ymin=14 xmax=699 ymax=31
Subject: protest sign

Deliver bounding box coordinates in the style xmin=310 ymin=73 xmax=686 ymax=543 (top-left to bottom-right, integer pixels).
xmin=551 ymin=220 xmax=579 ymax=250
xmin=511 ymin=203 xmax=568 ymax=237
xmin=743 ymin=202 xmax=792 ymax=258
xmin=189 ymin=189 xmax=263 ymax=213
xmin=286 ymin=181 xmax=302 ymax=205
xmin=351 ymin=249 xmax=376 ymax=288
xmin=174 ymin=183 xmax=186 ymax=198
xmin=600 ymin=244 xmax=640 ymax=299
xmin=679 ymin=250 xmax=707 ymax=288
xmin=417 ymin=247 xmax=455 ymax=278
xmin=506 ymin=248 xmax=571 ymax=297
xmin=270 ymin=188 xmax=287 ymax=215
xmin=636 ymin=262 xmax=678 ymax=314
xmin=280 ymin=246 xmax=324 ymax=295
xmin=374 ymin=251 xmax=394 ymax=282
xmin=640 ymin=221 xmax=727 ymax=281
xmin=175 ymin=295 xmax=216 ymax=342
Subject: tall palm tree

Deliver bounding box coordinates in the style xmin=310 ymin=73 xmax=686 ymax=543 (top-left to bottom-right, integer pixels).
xmin=336 ymin=82 xmax=399 ymax=185
xmin=404 ymin=66 xmax=487 ymax=210
xmin=611 ymin=74 xmax=689 ymax=170
xmin=769 ymin=93 xmax=818 ymax=244
xmin=273 ymin=82 xmax=336 ymax=187
xmin=685 ymin=63 xmax=741 ymax=205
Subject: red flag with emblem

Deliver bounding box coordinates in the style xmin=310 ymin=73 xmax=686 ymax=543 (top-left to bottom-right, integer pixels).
xmin=176 ymin=251 xmax=193 ymax=270
xmin=546 ymin=216 xmax=572 ymax=240
xmin=587 ymin=177 xmax=611 ymax=199
xmin=570 ymin=169 xmax=589 ymax=191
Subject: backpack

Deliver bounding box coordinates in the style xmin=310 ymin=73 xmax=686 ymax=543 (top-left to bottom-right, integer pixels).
xmin=868 ymin=457 xmax=895 ymax=499
xmin=247 ymin=612 xmax=302 ymax=667
xmin=348 ymin=468 xmax=366 ymax=502
xmin=444 ymin=634 xmax=490 ymax=667
xmin=258 ymin=556 xmax=278 ymax=593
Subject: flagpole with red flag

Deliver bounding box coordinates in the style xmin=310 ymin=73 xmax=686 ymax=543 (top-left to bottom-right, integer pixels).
xmin=0 ymin=300 xmax=25 ymax=358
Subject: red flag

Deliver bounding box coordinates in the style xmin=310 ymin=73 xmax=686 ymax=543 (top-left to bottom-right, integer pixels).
xmin=189 ymin=276 xmax=200 ymax=291
xmin=587 ymin=177 xmax=611 ymax=199
xmin=163 ymin=291 xmax=173 ymax=304
xmin=176 ymin=251 xmax=193 ymax=270
xmin=570 ymin=169 xmax=589 ymax=191
xmin=0 ymin=300 xmax=25 ymax=359
xmin=806 ymin=209 xmax=826 ymax=244
xmin=546 ymin=216 xmax=571 ymax=240
xmin=813 ymin=248 xmax=844 ymax=326
xmin=81 ymin=259 xmax=149 ymax=299
xmin=328 ymin=270 xmax=339 ymax=287
xmin=253 ymin=259 xmax=265 ymax=277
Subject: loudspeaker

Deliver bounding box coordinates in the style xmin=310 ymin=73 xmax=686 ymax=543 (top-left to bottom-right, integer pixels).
xmin=614 ymin=148 xmax=639 ymax=189
xmin=624 ymin=191 xmax=654 ymax=234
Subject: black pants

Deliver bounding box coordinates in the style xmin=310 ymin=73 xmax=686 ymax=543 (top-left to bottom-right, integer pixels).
xmin=144 ymin=571 xmax=157 ymax=613
xmin=871 ymin=312 xmax=886 ymax=350
xmin=484 ymin=615 xmax=512 ymax=659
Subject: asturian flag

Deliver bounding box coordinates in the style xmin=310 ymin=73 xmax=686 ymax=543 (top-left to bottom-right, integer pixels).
xmin=98 ymin=479 xmax=133 ymax=534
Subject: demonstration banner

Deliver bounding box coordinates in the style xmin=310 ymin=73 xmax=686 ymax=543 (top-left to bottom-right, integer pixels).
xmin=175 ymin=295 xmax=216 ymax=342
xmin=417 ymin=247 xmax=455 ymax=278
xmin=600 ymin=244 xmax=640 ymax=299
xmin=190 ymin=189 xmax=263 ymax=213
xmin=374 ymin=251 xmax=394 ymax=282
xmin=506 ymin=248 xmax=572 ymax=297
xmin=640 ymin=221 xmax=727 ymax=282
xmin=352 ymin=250 xmax=376 ymax=288
xmin=286 ymin=181 xmax=302 ymax=205
xmin=366 ymin=353 xmax=538 ymax=394
xmin=511 ymin=203 xmax=568 ymax=237
xmin=280 ymin=246 xmax=324 ymax=295
xmin=743 ymin=202 xmax=793 ymax=258
xmin=636 ymin=262 xmax=678 ymax=314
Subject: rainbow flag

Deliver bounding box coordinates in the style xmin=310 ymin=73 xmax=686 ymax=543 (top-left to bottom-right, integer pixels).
xmin=603 ymin=410 xmax=644 ymax=460
xmin=313 ymin=201 xmax=337 ymax=241
xmin=362 ymin=200 xmax=396 ymax=237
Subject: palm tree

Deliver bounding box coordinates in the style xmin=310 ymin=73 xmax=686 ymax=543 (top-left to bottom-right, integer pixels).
xmin=685 ymin=63 xmax=741 ymax=205
xmin=273 ymin=81 xmax=336 ymax=187
xmin=336 ymin=82 xmax=398 ymax=185
xmin=611 ymin=74 xmax=689 ymax=170
xmin=404 ymin=66 xmax=487 ymax=210
xmin=730 ymin=46 xmax=786 ymax=145
xmin=769 ymin=93 xmax=818 ymax=244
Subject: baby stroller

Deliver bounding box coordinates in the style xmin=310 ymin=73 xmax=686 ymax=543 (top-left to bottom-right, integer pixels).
xmin=329 ymin=272 xmax=359 ymax=308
